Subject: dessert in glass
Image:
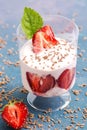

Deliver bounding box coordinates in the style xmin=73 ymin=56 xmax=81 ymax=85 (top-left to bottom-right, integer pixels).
xmin=17 ymin=7 xmax=79 ymax=111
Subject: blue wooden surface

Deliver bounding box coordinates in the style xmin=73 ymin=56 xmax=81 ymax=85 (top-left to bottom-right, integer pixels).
xmin=0 ymin=0 xmax=87 ymax=130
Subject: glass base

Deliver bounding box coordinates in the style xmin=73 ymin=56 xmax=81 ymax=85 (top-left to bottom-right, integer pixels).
xmin=27 ymin=92 xmax=71 ymax=111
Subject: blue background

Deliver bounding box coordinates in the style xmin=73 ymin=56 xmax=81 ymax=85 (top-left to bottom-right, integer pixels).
xmin=0 ymin=0 xmax=87 ymax=130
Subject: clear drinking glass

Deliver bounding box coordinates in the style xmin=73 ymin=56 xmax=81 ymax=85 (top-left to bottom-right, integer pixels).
xmin=17 ymin=15 xmax=79 ymax=111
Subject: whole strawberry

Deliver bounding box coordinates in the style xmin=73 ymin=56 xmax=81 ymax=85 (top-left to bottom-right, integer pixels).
xmin=1 ymin=101 xmax=28 ymax=129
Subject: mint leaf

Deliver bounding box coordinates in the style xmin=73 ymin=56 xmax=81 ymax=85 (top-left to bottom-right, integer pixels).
xmin=21 ymin=7 xmax=43 ymax=39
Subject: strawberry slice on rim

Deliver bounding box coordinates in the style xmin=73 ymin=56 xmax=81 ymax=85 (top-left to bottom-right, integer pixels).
xmin=32 ymin=25 xmax=58 ymax=53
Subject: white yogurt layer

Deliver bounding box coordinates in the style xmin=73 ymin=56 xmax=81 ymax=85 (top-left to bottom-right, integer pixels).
xmin=20 ymin=38 xmax=77 ymax=71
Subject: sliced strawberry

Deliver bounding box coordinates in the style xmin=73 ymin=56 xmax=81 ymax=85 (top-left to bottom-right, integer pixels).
xmin=26 ymin=72 xmax=40 ymax=91
xmin=1 ymin=101 xmax=28 ymax=129
xmin=26 ymin=72 xmax=55 ymax=93
xmin=39 ymin=74 xmax=55 ymax=93
xmin=32 ymin=25 xmax=58 ymax=53
xmin=57 ymin=68 xmax=76 ymax=89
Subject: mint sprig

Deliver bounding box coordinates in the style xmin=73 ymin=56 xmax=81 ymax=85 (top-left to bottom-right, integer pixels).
xmin=21 ymin=7 xmax=43 ymax=39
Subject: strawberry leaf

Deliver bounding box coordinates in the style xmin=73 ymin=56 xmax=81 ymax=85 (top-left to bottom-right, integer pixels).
xmin=21 ymin=7 xmax=43 ymax=39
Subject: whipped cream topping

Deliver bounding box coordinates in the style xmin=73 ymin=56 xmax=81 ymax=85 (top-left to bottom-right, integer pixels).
xmin=20 ymin=38 xmax=76 ymax=71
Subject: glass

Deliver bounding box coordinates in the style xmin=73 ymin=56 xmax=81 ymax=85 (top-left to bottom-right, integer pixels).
xmin=17 ymin=15 xmax=79 ymax=111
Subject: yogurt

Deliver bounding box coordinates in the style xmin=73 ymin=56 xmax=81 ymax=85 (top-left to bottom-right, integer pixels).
xmin=19 ymin=38 xmax=77 ymax=97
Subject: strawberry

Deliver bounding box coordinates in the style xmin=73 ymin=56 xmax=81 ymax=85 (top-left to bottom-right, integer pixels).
xmin=57 ymin=68 xmax=76 ymax=89
xmin=1 ymin=101 xmax=28 ymax=129
xmin=26 ymin=72 xmax=55 ymax=93
xmin=26 ymin=72 xmax=40 ymax=92
xmin=32 ymin=25 xmax=58 ymax=53
xmin=39 ymin=74 xmax=55 ymax=93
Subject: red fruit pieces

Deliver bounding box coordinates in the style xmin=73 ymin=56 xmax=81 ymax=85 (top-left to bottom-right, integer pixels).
xmin=26 ymin=72 xmax=40 ymax=92
xmin=32 ymin=25 xmax=58 ymax=53
xmin=1 ymin=101 xmax=28 ymax=129
xmin=26 ymin=72 xmax=55 ymax=93
xmin=40 ymin=25 xmax=57 ymax=45
xmin=57 ymin=68 xmax=76 ymax=89
xmin=26 ymin=68 xmax=75 ymax=93
xmin=39 ymin=74 xmax=55 ymax=93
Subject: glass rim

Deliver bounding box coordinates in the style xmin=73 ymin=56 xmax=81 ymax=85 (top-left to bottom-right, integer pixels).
xmin=16 ymin=14 xmax=79 ymax=45
xmin=42 ymin=14 xmax=79 ymax=35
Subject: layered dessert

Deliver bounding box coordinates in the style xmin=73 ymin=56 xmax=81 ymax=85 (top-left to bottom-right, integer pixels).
xmin=19 ymin=7 xmax=77 ymax=97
